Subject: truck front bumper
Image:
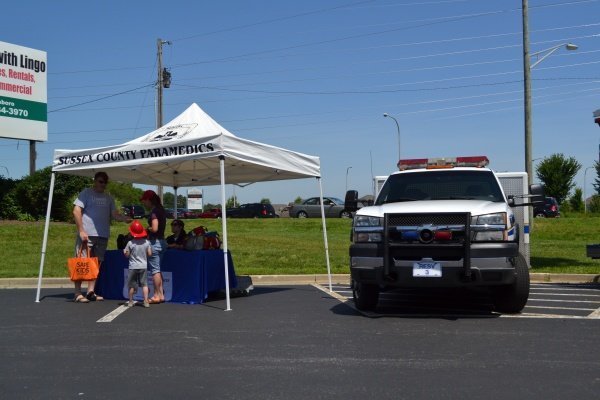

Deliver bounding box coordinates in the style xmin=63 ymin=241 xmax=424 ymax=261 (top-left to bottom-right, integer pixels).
xmin=350 ymin=242 xmax=519 ymax=288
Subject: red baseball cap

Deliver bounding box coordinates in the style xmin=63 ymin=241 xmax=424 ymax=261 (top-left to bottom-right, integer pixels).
xmin=140 ymin=190 xmax=156 ymax=202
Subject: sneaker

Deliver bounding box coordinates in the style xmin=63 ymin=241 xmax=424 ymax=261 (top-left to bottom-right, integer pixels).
xmin=143 ymin=301 xmax=150 ymax=308
xmin=126 ymin=301 xmax=134 ymax=308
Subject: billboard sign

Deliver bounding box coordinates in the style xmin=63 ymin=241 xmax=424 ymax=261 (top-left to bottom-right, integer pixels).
xmin=0 ymin=41 xmax=47 ymax=141
xmin=187 ymin=188 xmax=203 ymax=210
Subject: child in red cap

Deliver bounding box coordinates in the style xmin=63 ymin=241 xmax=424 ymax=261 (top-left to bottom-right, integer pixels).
xmin=123 ymin=220 xmax=152 ymax=308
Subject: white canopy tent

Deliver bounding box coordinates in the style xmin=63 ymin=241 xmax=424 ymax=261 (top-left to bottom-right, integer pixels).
xmin=36 ymin=103 xmax=333 ymax=307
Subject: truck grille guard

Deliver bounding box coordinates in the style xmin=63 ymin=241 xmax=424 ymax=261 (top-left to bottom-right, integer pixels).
xmin=383 ymin=212 xmax=472 ymax=280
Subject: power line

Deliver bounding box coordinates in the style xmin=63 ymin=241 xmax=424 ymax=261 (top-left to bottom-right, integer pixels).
xmin=172 ymin=0 xmax=376 ymax=42
xmin=173 ymin=11 xmax=511 ymax=69
xmin=169 ymin=2 xmax=597 ymax=69
xmin=44 ymin=21 xmax=599 ymax=80
xmin=48 ymin=84 xmax=155 ymax=113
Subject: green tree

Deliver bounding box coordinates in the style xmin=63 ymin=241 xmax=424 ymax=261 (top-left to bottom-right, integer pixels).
xmin=163 ymin=192 xmax=187 ymax=209
xmin=568 ymin=188 xmax=583 ymax=212
xmin=294 ymin=196 xmax=302 ymax=204
xmin=226 ymin=196 xmax=237 ymax=208
xmin=588 ymin=194 xmax=600 ymax=213
xmin=203 ymin=202 xmax=221 ymax=210
xmin=593 ymin=160 xmax=600 ymax=195
xmin=536 ymin=154 xmax=581 ymax=204
xmin=1 ymin=167 xmax=90 ymax=221
xmin=0 ymin=175 xmax=18 ymax=210
xmin=106 ymin=182 xmax=144 ymax=207
xmin=260 ymin=198 xmax=271 ymax=204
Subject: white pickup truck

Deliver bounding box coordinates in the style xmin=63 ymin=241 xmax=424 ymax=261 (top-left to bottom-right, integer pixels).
xmin=344 ymin=156 xmax=543 ymax=313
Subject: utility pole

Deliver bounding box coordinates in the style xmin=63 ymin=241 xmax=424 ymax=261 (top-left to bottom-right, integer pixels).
xmin=156 ymin=38 xmax=171 ymax=201
xmin=522 ymin=0 xmax=532 ymax=187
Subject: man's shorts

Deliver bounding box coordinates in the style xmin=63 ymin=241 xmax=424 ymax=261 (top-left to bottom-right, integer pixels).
xmin=127 ymin=269 xmax=148 ymax=290
xmin=75 ymin=236 xmax=108 ymax=263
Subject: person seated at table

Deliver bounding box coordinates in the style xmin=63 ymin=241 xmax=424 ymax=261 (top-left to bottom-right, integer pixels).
xmin=166 ymin=219 xmax=187 ymax=249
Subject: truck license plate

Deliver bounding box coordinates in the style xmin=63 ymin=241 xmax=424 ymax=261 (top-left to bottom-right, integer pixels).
xmin=413 ymin=262 xmax=442 ymax=277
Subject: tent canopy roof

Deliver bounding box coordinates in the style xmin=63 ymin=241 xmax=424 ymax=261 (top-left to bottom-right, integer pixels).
xmin=52 ymin=103 xmax=321 ymax=187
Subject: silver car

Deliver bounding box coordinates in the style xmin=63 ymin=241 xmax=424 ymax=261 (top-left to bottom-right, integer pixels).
xmin=289 ymin=197 xmax=351 ymax=218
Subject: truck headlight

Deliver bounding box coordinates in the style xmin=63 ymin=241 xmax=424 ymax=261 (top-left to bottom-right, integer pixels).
xmin=354 ymin=216 xmax=382 ymax=227
xmin=473 ymin=213 xmax=506 ymax=226
xmin=471 ymin=213 xmax=508 ymax=241
xmin=353 ymin=216 xmax=382 ymax=243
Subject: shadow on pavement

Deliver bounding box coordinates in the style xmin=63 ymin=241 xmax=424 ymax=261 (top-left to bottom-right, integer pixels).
xmin=331 ymin=287 xmax=501 ymax=319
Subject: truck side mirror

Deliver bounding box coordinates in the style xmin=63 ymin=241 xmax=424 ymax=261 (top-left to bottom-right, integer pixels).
xmin=529 ymin=184 xmax=544 ymax=206
xmin=345 ymin=190 xmax=359 ymax=212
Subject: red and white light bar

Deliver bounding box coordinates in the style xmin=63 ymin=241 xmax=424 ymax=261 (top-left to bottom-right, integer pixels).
xmin=398 ymin=156 xmax=489 ymax=170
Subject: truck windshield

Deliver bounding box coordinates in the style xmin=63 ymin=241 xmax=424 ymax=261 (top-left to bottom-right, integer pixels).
xmin=375 ymin=170 xmax=505 ymax=205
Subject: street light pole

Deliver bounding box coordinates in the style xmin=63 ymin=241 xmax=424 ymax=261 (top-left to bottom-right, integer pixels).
xmin=584 ymin=166 xmax=595 ymax=213
xmin=524 ymin=43 xmax=578 ymax=188
xmin=522 ymin=2 xmax=578 ymax=188
xmin=383 ymin=113 xmax=401 ymax=164
xmin=530 ymin=43 xmax=579 ymax=69
xmin=345 ymin=166 xmax=352 ymax=193
xmin=522 ymin=0 xmax=533 ymax=186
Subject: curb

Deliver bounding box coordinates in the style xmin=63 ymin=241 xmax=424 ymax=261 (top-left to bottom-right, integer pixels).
xmin=529 ymin=273 xmax=599 ymax=284
xmin=0 ymin=273 xmax=598 ymax=289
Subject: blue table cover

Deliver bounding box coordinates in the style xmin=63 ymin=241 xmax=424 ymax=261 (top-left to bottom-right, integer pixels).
xmin=95 ymin=249 xmax=237 ymax=304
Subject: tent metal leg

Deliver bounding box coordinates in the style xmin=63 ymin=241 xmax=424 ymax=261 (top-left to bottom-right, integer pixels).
xmin=36 ymin=172 xmax=56 ymax=302
xmin=219 ymin=156 xmax=232 ymax=311
xmin=317 ymin=177 xmax=333 ymax=292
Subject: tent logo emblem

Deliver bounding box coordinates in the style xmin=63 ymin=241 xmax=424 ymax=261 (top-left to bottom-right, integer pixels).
xmin=144 ymin=123 xmax=197 ymax=142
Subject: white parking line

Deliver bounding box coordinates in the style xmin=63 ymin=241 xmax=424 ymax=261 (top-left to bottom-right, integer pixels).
xmin=588 ymin=308 xmax=600 ymax=319
xmin=530 ymin=291 xmax=600 ymax=297
xmin=97 ymin=303 xmax=132 ymax=323
xmin=525 ymin=305 xmax=596 ymax=311
xmin=501 ymin=313 xmax=587 ymax=319
xmin=527 ymin=298 xmax=600 ymax=304
xmin=531 ymin=287 xmax=600 ymax=292
xmin=312 ymin=283 xmax=349 ymax=303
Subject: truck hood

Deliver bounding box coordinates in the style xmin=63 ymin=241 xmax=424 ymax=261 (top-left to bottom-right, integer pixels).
xmin=357 ymin=200 xmax=507 ymax=217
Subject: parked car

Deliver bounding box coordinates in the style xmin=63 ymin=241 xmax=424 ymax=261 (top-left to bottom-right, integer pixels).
xmin=534 ymin=196 xmax=560 ymax=218
xmin=121 ymin=204 xmax=146 ymax=219
xmin=182 ymin=209 xmax=202 ymax=219
xmin=198 ymin=208 xmax=222 ymax=218
xmin=226 ymin=203 xmax=278 ymax=218
xmin=164 ymin=208 xmax=196 ymax=219
xmin=288 ymin=197 xmax=351 ymax=218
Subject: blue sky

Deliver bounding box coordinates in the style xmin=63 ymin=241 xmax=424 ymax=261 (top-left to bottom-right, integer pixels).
xmin=1 ymin=0 xmax=599 ymax=205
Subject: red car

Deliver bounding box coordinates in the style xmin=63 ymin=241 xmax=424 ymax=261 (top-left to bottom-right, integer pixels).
xmin=198 ymin=208 xmax=222 ymax=218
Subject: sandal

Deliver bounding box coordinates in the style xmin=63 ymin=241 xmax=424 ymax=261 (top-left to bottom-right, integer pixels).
xmin=86 ymin=291 xmax=104 ymax=302
xmin=74 ymin=294 xmax=90 ymax=303
xmin=148 ymin=297 xmax=162 ymax=304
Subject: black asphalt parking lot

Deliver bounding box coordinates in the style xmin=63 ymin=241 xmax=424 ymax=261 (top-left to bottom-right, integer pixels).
xmin=1 ymin=285 xmax=599 ymax=399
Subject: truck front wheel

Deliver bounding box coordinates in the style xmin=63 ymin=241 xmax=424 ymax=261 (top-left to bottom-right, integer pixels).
xmin=492 ymin=253 xmax=530 ymax=313
xmin=352 ymin=280 xmax=379 ymax=311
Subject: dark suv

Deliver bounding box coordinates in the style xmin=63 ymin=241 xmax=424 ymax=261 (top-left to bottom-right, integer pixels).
xmin=534 ymin=197 xmax=560 ymax=218
xmin=122 ymin=205 xmax=146 ymax=219
xmin=226 ymin=203 xmax=278 ymax=218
